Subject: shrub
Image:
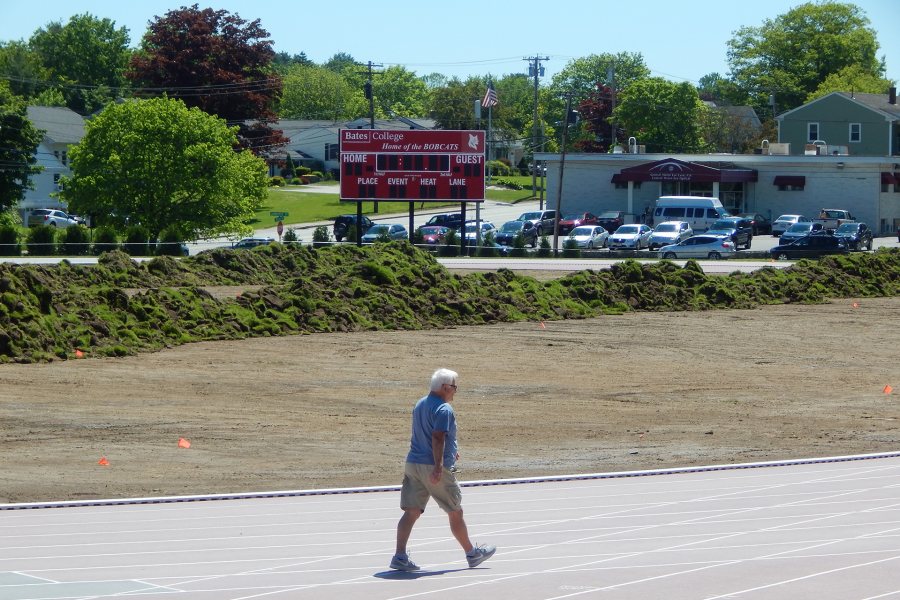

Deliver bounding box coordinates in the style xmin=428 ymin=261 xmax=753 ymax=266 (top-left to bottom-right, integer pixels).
xmin=536 ymin=235 xmax=552 ymax=257
xmin=290 ymin=177 xmax=305 ymax=185
xmin=269 ymin=176 xmax=286 ymax=187
xmin=93 ymin=226 xmax=119 ymax=255
xmin=124 ymin=225 xmax=151 ymax=256
xmin=0 ymin=225 xmax=20 ymax=256
xmin=439 ymin=229 xmax=460 ymax=256
xmin=312 ymin=225 xmax=329 ymax=248
xmin=26 ymin=225 xmax=56 ymax=256
xmin=562 ymin=238 xmax=581 ymax=258
xmin=282 ymin=227 xmax=299 ymax=243
xmin=61 ymin=225 xmax=91 ymax=256
xmin=510 ymin=232 xmax=527 ymax=258
xmin=157 ymin=224 xmax=186 ymax=256
xmin=486 ymin=160 xmax=511 ymax=177
xmin=493 ymin=178 xmax=523 ymax=190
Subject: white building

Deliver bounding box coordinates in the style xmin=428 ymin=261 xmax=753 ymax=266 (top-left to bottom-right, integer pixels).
xmin=20 ymin=106 xmax=85 ymax=221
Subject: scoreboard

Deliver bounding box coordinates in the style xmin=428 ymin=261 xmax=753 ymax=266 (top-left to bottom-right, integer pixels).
xmin=339 ymin=129 xmax=485 ymax=202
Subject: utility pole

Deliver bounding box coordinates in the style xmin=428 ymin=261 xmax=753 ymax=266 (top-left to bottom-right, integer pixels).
xmin=553 ymin=93 xmax=574 ymax=257
xmin=607 ymin=65 xmax=617 ymax=149
xmin=524 ymin=55 xmax=548 ymax=207
xmin=360 ymin=60 xmax=383 ymax=213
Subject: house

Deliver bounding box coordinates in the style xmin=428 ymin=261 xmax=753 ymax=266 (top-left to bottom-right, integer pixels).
xmin=776 ymin=88 xmax=900 ymax=156
xmin=21 ymin=106 xmax=85 ymax=221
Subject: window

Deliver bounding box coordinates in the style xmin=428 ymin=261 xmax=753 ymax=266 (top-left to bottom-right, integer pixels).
xmin=849 ymin=123 xmax=861 ymax=143
xmin=325 ymin=143 xmax=339 ymax=160
xmin=807 ymin=122 xmax=819 ymax=142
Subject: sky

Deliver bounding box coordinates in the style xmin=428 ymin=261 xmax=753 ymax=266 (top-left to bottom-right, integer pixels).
xmin=1 ymin=0 xmax=898 ymax=86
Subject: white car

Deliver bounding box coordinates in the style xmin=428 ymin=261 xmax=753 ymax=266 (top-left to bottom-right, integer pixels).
xmin=464 ymin=221 xmax=496 ymax=242
xmin=567 ymin=225 xmax=609 ymax=249
xmin=647 ymin=221 xmax=692 ymax=250
xmin=658 ymin=235 xmax=737 ymax=259
xmin=771 ymin=214 xmax=810 ymax=236
xmin=27 ymin=208 xmax=80 ymax=228
xmin=607 ymin=224 xmax=653 ymax=249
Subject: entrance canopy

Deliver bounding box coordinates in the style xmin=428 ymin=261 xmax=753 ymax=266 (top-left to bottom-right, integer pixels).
xmin=612 ymin=158 xmax=758 ymax=183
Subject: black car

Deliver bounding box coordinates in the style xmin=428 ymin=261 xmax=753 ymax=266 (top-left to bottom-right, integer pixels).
xmin=737 ymin=212 xmax=772 ymax=236
xmin=770 ymin=234 xmax=850 ymax=260
xmin=494 ymin=220 xmax=538 ymax=247
xmin=707 ymin=217 xmax=754 ymax=250
xmin=596 ymin=210 xmax=628 ymax=233
xmin=424 ymin=212 xmax=464 ymax=230
xmin=834 ymin=222 xmax=873 ymax=251
xmin=333 ymin=214 xmax=374 ymax=242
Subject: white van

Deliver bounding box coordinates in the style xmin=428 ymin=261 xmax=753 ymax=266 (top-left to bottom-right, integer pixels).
xmin=652 ymin=196 xmax=730 ymax=232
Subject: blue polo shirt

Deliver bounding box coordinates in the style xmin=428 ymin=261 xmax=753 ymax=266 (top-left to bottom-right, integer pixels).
xmin=406 ymin=393 xmax=457 ymax=468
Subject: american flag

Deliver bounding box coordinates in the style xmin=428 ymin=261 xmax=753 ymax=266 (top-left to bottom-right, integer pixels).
xmin=482 ymin=81 xmax=499 ymax=108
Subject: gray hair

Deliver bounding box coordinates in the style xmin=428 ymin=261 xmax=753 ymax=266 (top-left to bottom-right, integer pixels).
xmin=430 ymin=368 xmax=458 ymax=392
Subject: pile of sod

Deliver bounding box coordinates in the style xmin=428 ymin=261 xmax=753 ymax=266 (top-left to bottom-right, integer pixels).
xmin=0 ymin=243 xmax=897 ymax=363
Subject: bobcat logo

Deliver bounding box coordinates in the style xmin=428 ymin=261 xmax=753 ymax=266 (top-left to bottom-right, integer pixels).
xmin=468 ymin=134 xmax=480 ymax=150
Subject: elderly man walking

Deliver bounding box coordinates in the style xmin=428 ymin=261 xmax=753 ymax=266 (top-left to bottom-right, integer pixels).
xmin=390 ymin=368 xmax=496 ymax=571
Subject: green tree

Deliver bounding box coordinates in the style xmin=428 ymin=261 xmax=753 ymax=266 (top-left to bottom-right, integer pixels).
xmin=428 ymin=76 xmax=485 ymax=130
xmin=61 ymin=97 xmax=268 ymax=240
xmin=806 ymin=64 xmax=894 ymax=102
xmin=549 ymin=52 xmax=650 ymax=99
xmin=376 ymin=65 xmax=429 ymax=118
xmin=127 ymin=4 xmax=285 ymax=153
xmin=279 ymin=63 xmax=353 ymax=119
xmin=0 ymin=82 xmax=43 ymax=211
xmin=727 ymin=1 xmax=883 ymax=113
xmin=28 ymin=14 xmax=131 ymax=114
xmin=0 ymin=41 xmax=48 ymax=99
xmin=613 ymin=78 xmax=706 ymax=153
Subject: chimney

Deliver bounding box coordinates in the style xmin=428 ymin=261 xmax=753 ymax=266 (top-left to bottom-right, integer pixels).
xmin=891 ymin=86 xmax=897 ymax=105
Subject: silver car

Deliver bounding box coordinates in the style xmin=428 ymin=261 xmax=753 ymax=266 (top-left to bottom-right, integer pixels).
xmin=361 ymin=223 xmax=408 ymax=242
xmin=607 ymin=224 xmax=653 ymax=249
xmin=771 ymin=214 xmax=810 ymax=236
xmin=567 ymin=225 xmax=609 ymax=249
xmin=779 ymin=221 xmax=824 ymax=245
xmin=658 ymin=235 xmax=737 ymax=259
xmin=647 ymin=221 xmax=692 ymax=250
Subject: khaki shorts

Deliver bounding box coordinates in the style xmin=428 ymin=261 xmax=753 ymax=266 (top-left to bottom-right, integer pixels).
xmin=400 ymin=462 xmax=462 ymax=513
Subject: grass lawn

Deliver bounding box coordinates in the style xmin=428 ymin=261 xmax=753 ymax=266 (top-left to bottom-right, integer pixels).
xmin=253 ymin=176 xmax=546 ymax=227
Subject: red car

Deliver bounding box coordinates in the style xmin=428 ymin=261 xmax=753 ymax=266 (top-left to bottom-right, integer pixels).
xmin=417 ymin=225 xmax=450 ymax=245
xmin=558 ymin=212 xmax=598 ymax=236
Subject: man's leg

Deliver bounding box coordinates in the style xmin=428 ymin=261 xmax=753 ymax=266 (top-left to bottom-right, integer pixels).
xmin=448 ymin=509 xmax=473 ymax=553
xmin=395 ymin=508 xmax=422 ymax=556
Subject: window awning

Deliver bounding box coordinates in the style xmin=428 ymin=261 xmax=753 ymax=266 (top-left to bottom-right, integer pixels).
xmin=773 ymin=175 xmax=806 ymax=187
xmin=610 ymin=173 xmax=625 ymax=184
xmin=614 ymin=158 xmax=757 ymax=184
xmin=881 ymin=172 xmax=898 ymax=185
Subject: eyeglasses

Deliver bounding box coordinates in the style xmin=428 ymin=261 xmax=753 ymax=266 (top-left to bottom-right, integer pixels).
xmin=446 ymin=384 xmax=458 ymax=390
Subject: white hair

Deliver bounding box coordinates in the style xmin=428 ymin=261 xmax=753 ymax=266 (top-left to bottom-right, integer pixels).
xmin=430 ymin=368 xmax=458 ymax=392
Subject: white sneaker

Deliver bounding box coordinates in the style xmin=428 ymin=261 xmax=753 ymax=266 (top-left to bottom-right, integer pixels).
xmin=390 ymin=554 xmax=421 ymax=572
xmin=466 ymin=544 xmax=496 ymax=568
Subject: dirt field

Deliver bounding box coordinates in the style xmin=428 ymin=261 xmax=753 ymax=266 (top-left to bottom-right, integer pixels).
xmin=1 ymin=296 xmax=898 ymax=504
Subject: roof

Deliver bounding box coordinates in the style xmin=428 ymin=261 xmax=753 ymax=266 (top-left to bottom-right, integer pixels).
xmin=26 ymin=106 xmax=85 ymax=144
xmin=777 ymin=91 xmax=900 ymax=121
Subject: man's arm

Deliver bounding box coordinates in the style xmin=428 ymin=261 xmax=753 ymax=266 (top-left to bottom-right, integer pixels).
xmin=430 ymin=430 xmax=446 ymax=483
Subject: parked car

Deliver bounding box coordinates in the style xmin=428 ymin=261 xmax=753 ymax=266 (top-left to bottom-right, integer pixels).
xmin=494 ymin=220 xmax=538 ymax=247
xmin=771 ymin=214 xmax=810 ymax=236
xmin=658 ymin=235 xmax=737 ymax=259
xmin=834 ymin=222 xmax=873 ymax=251
xmin=597 ymin=210 xmax=631 ymax=233
xmin=517 ymin=210 xmax=557 ymax=236
xmin=770 ymin=235 xmax=850 ymax=260
xmin=463 ymin=221 xmax=496 ymax=242
xmin=333 ymin=214 xmax=374 ymax=242
xmin=233 ymin=237 xmax=274 ymax=249
xmin=27 ymin=208 xmax=80 ymax=228
xmin=424 ymin=212 xmax=464 ymax=230
xmin=647 ymin=221 xmax=692 ymax=250
xmin=558 ymin=212 xmax=598 ymax=235
xmin=528 ymin=162 xmax=547 ymax=176
xmin=567 ymin=225 xmax=609 ymax=249
xmin=737 ymin=212 xmax=772 ymax=235
xmin=361 ymin=223 xmax=408 ymax=243
xmin=706 ymin=217 xmax=753 ymax=250
xmin=416 ymin=225 xmax=450 ymax=246
xmin=779 ymin=221 xmax=824 ymax=245
xmin=607 ymin=224 xmax=653 ymax=249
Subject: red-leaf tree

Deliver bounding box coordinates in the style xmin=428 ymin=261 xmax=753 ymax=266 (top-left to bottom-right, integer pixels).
xmin=127 ymin=4 xmax=286 ymax=154
xmin=574 ymin=83 xmax=624 ymax=153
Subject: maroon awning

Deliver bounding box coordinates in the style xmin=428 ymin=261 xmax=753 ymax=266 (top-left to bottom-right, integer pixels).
xmin=614 ymin=158 xmax=757 ymax=184
xmin=882 ymin=172 xmax=897 ymax=185
xmin=773 ymin=175 xmax=806 ymax=187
